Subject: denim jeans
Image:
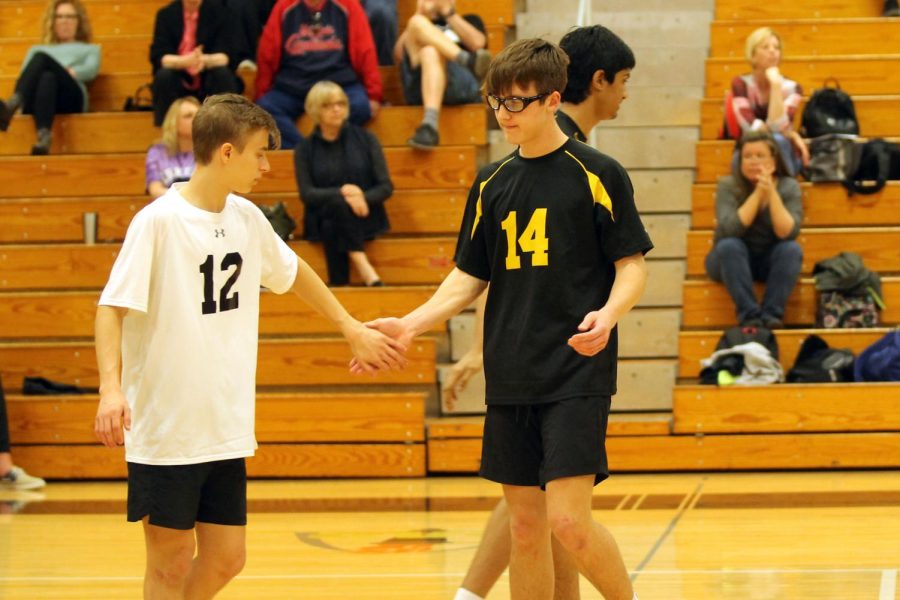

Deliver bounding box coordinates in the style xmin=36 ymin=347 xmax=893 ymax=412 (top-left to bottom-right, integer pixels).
xmin=705 ymin=237 xmax=803 ymax=323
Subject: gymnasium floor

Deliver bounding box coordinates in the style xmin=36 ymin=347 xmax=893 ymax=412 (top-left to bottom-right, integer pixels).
xmin=2 ymin=471 xmax=899 ymax=599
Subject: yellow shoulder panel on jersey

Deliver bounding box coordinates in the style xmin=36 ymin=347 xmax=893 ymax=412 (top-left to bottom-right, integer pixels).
xmin=471 ymin=156 xmax=516 ymax=239
xmin=563 ymin=150 xmax=614 ymax=221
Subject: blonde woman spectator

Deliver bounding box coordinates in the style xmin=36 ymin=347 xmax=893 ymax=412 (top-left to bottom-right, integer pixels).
xmin=145 ymin=97 xmax=200 ymax=199
xmin=293 ymin=81 xmax=392 ymax=286
xmin=0 ymin=0 xmax=99 ymax=155
xmin=722 ymin=27 xmax=808 ymax=176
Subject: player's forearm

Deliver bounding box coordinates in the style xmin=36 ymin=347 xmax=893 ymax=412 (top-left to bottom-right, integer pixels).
xmin=471 ymin=288 xmax=486 ymax=349
xmin=290 ymin=258 xmax=361 ymax=335
xmin=403 ymin=268 xmax=487 ymax=338
xmin=95 ymin=305 xmax=126 ymax=394
xmin=598 ymin=254 xmax=647 ymax=324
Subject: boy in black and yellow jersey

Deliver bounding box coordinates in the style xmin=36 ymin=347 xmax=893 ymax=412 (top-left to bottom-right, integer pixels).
xmin=356 ymin=38 xmax=652 ymax=600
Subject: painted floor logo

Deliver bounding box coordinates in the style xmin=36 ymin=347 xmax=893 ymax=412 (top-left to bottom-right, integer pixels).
xmin=296 ymin=528 xmax=469 ymax=554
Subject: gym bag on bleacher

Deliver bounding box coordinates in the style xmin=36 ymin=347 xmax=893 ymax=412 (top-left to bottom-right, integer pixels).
xmin=786 ymin=334 xmax=854 ymax=383
xmin=854 ymin=330 xmax=900 ymax=382
xmin=800 ymin=80 xmax=859 ymax=138
xmin=805 ymin=134 xmax=860 ymax=183
xmin=843 ymin=138 xmax=900 ymax=196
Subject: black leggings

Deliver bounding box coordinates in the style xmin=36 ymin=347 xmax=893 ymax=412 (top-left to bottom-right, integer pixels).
xmin=152 ymin=67 xmax=241 ymax=126
xmin=320 ymin=199 xmax=366 ymax=285
xmin=0 ymin=378 xmax=10 ymax=454
xmin=16 ymin=51 xmax=85 ymax=130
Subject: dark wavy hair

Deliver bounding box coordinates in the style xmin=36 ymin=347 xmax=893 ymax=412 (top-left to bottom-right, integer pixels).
xmin=732 ymin=130 xmax=789 ymax=193
xmin=559 ymin=25 xmax=635 ymax=104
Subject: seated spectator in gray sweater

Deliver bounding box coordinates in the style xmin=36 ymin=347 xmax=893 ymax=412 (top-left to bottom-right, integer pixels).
xmin=0 ymin=0 xmax=100 ymax=155
xmin=705 ymin=130 xmax=803 ymax=329
xmin=293 ymin=81 xmax=392 ymax=287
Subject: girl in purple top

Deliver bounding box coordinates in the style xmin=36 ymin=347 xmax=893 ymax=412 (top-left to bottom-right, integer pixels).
xmin=145 ymin=96 xmax=199 ymax=199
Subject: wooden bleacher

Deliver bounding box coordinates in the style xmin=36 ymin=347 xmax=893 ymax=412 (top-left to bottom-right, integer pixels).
xmin=681 ymin=0 xmax=900 ymax=470
xmin=682 ymin=278 xmax=900 ymax=327
xmin=0 ymin=0 xmax=519 ymax=479
xmin=0 ymin=105 xmax=487 ymax=154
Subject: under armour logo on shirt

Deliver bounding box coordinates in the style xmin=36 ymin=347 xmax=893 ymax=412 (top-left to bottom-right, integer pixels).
xmin=214 ymin=229 xmax=225 ymax=238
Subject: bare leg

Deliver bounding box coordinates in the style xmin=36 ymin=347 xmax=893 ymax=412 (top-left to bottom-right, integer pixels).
xmin=552 ymin=534 xmax=581 ymax=600
xmin=0 ymin=453 xmax=12 ymax=473
xmin=414 ymin=45 xmax=447 ymax=112
xmin=348 ymin=251 xmax=381 ymax=286
xmin=142 ymin=519 xmax=196 ymax=600
xmin=460 ymin=499 xmax=511 ymax=597
xmin=183 ymin=522 xmax=246 ymax=600
xmin=402 ymin=14 xmax=462 ymax=63
xmin=504 ymin=484 xmax=553 ymax=600
xmin=546 ymin=476 xmax=633 ymax=600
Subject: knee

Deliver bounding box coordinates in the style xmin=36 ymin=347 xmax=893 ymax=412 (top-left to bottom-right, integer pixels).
xmin=148 ymin=545 xmax=194 ymax=589
xmin=772 ymin=240 xmax=803 ymax=270
xmin=715 ymin=237 xmax=749 ymax=258
xmin=548 ymin=513 xmax=589 ymax=555
xmin=210 ymin=548 xmax=246 ymax=582
xmin=507 ymin=507 xmax=546 ymax=548
xmin=406 ymin=13 xmax=431 ymax=35
xmin=153 ymin=68 xmax=181 ymax=90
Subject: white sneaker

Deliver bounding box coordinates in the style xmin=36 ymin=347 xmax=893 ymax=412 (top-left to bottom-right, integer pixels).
xmin=0 ymin=466 xmax=46 ymax=490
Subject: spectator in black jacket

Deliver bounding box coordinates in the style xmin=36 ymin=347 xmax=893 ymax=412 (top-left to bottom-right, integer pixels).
xmin=293 ymin=81 xmax=392 ymax=286
xmin=149 ymin=0 xmax=247 ymax=126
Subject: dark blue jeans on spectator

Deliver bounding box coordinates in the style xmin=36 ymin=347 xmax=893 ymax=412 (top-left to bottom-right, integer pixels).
xmin=361 ymin=0 xmax=397 ymax=65
xmin=705 ymin=237 xmax=803 ymax=324
xmin=257 ymin=82 xmax=371 ymax=149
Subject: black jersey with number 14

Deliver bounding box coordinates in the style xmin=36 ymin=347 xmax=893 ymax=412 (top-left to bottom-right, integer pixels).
xmin=454 ymin=137 xmax=653 ymax=405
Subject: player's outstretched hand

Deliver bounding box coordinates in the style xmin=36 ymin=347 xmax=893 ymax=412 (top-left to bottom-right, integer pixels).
xmin=345 ymin=320 xmax=408 ymax=373
xmin=94 ymin=389 xmax=131 ymax=448
xmin=567 ymin=310 xmax=614 ymax=356
xmin=442 ymin=348 xmax=483 ymax=412
xmin=349 ymin=317 xmax=415 ymax=374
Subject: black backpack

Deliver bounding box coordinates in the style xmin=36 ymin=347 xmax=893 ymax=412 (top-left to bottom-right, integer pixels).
xmin=843 ymin=138 xmax=900 ymax=196
xmin=800 ymin=80 xmax=859 ymax=139
xmin=786 ymin=335 xmax=855 ymax=383
xmin=716 ymin=325 xmax=779 ymax=360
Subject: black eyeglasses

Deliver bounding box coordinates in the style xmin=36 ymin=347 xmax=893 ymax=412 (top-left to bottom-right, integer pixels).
xmin=485 ymin=92 xmax=550 ymax=113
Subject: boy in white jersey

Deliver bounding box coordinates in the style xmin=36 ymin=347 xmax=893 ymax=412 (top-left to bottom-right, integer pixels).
xmin=94 ymin=94 xmax=405 ymax=599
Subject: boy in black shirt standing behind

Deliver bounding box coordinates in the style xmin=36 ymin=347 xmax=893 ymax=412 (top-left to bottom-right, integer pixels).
xmin=359 ymin=38 xmax=651 ymax=599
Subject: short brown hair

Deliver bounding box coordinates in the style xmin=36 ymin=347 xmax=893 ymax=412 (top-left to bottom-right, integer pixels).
xmin=733 ymin=130 xmax=789 ymax=192
xmin=483 ymin=38 xmax=569 ymax=98
xmin=192 ymin=94 xmax=281 ymax=165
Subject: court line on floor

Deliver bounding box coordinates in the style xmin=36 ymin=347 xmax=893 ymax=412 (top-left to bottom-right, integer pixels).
xmin=630 ymin=478 xmax=706 ymax=582
xmin=5 ymin=567 xmax=897 ymax=583
xmin=881 ymin=569 xmax=897 ymax=600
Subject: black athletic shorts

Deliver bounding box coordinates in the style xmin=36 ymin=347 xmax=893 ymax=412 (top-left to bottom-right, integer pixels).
xmin=127 ymin=458 xmax=248 ymax=530
xmin=479 ymin=396 xmax=611 ymax=488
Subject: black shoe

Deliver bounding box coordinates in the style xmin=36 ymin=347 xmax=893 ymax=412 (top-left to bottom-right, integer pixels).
xmin=0 ymin=94 xmax=20 ymax=131
xmin=762 ymin=317 xmax=784 ymax=330
xmin=366 ymin=279 xmax=384 ymax=287
xmin=407 ymin=123 xmax=439 ymax=150
xmin=740 ymin=318 xmax=763 ymax=328
xmin=31 ymin=128 xmax=51 ymax=155
xmin=468 ymin=49 xmax=491 ymax=80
